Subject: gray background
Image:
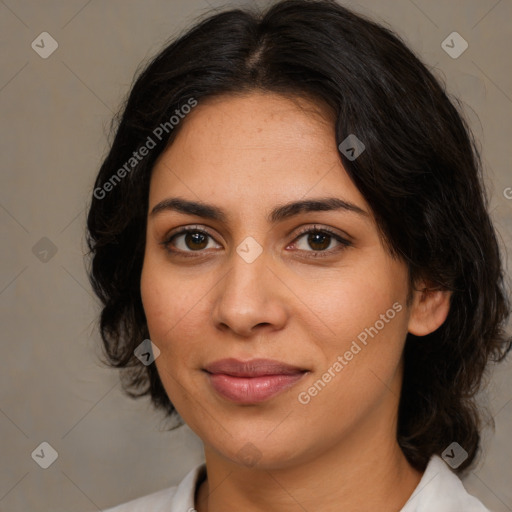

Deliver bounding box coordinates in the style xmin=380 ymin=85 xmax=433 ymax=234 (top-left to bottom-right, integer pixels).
xmin=1 ymin=0 xmax=511 ymax=510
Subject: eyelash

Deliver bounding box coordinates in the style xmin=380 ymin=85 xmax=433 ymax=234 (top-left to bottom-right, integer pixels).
xmin=160 ymin=224 xmax=352 ymax=259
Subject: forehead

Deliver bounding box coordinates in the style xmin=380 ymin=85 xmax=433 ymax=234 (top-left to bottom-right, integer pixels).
xmin=149 ymin=92 xmax=366 ymax=214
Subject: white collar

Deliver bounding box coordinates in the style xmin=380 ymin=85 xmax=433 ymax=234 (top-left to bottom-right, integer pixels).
xmin=400 ymin=455 xmax=489 ymax=511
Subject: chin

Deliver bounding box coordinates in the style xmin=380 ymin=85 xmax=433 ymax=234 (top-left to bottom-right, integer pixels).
xmin=203 ymin=429 xmax=309 ymax=471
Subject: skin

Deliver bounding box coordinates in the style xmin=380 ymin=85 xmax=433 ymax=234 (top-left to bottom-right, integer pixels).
xmin=140 ymin=92 xmax=451 ymax=512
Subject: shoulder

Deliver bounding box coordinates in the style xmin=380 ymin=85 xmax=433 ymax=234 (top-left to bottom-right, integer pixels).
xmin=401 ymin=455 xmax=490 ymax=512
xmin=101 ymin=486 xmax=179 ymax=512
xmin=101 ymin=463 xmax=206 ymax=512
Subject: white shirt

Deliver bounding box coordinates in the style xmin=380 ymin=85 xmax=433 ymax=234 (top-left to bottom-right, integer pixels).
xmin=102 ymin=455 xmax=490 ymax=511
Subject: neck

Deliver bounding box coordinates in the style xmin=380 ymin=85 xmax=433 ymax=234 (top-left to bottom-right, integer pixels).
xmin=195 ymin=408 xmax=422 ymax=512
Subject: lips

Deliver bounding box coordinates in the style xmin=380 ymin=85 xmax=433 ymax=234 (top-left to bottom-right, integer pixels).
xmin=204 ymin=358 xmax=308 ymax=403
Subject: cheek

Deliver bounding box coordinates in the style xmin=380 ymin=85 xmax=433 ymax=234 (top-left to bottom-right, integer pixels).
xmin=300 ymin=265 xmax=407 ymax=341
xmin=141 ymin=254 xmax=200 ymax=339
xmin=140 ymin=255 xmax=217 ymax=389
xmin=140 ymin=261 xmax=201 ymax=403
xmin=296 ymin=258 xmax=410 ymax=395
xmin=140 ymin=268 xmax=171 ymax=339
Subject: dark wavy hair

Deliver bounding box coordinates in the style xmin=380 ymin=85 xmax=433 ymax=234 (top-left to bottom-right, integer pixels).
xmin=86 ymin=0 xmax=511 ymax=473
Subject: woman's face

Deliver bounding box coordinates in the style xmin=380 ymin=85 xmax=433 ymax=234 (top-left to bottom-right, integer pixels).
xmin=141 ymin=92 xmax=415 ymax=469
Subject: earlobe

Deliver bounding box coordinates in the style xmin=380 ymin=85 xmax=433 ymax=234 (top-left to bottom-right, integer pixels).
xmin=407 ymin=284 xmax=452 ymax=336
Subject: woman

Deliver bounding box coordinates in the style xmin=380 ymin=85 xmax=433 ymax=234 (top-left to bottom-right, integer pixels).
xmin=87 ymin=1 xmax=511 ymax=510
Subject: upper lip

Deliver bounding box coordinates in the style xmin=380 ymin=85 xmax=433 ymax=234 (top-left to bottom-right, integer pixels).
xmin=204 ymin=358 xmax=307 ymax=377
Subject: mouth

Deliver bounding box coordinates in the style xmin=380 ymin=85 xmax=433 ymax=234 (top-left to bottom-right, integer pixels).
xmin=203 ymin=358 xmax=308 ymax=404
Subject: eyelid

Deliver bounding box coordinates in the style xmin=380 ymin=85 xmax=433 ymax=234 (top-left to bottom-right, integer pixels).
xmin=289 ymin=223 xmax=353 ymax=244
xmin=163 ymin=224 xmax=218 ymax=241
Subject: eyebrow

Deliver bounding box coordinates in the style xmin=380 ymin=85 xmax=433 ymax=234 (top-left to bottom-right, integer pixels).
xmin=150 ymin=197 xmax=368 ymax=223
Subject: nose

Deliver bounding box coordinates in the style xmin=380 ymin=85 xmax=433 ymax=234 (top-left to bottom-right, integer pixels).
xmin=211 ymin=247 xmax=289 ymax=337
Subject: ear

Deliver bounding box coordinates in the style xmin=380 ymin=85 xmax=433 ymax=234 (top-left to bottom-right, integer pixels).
xmin=407 ymin=281 xmax=452 ymax=336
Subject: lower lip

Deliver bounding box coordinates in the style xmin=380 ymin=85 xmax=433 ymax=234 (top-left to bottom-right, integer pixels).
xmin=207 ymin=373 xmax=306 ymax=403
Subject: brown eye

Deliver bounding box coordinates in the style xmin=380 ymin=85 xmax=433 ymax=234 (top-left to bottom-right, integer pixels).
xmin=294 ymin=230 xmax=337 ymax=252
xmin=162 ymin=227 xmax=222 ymax=254
xmin=307 ymin=232 xmax=331 ymax=251
xmin=289 ymin=226 xmax=352 ymax=258
xmin=184 ymin=232 xmax=209 ymax=250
